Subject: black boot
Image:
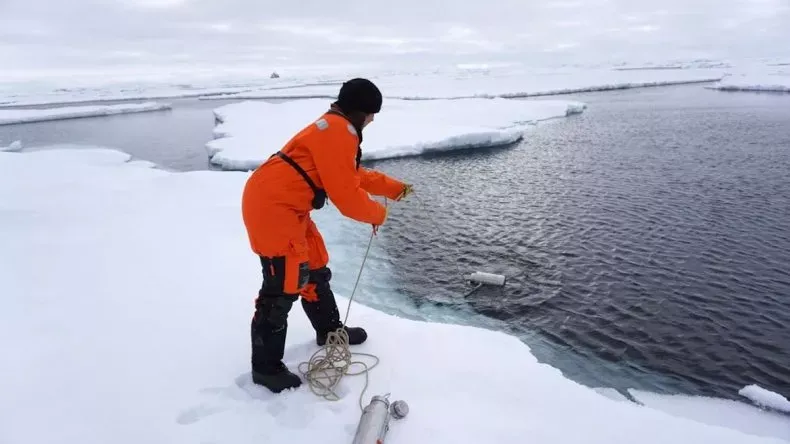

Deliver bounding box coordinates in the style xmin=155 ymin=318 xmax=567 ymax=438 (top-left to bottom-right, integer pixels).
xmin=300 ymin=267 xmax=368 ymax=346
xmin=251 ymin=292 xmax=302 ymax=393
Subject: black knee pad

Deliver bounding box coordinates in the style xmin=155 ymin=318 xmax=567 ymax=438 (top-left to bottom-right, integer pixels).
xmin=309 ymin=266 xmax=332 ymax=284
xmin=254 ymin=294 xmax=298 ymax=328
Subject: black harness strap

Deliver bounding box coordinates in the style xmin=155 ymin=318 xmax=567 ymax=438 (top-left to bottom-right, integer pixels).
xmin=274 ymin=151 xmax=320 ymax=194
xmin=267 ymin=109 xmax=365 ymax=210
xmin=271 ymin=151 xmax=327 ymax=209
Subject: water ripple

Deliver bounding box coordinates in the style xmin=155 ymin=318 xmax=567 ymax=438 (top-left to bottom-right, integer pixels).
xmin=370 ymin=85 xmax=790 ymax=400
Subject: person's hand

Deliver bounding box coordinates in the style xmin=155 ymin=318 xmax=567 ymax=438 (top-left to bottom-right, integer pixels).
xmin=396 ymin=184 xmax=413 ymax=201
xmin=372 ymin=204 xmax=388 ymax=236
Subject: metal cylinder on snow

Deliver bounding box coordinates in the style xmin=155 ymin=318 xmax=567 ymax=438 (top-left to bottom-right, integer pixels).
xmin=351 ymin=395 xmax=409 ymax=444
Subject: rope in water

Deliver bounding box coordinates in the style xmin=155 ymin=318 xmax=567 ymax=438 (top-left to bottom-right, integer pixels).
xmin=411 ymin=192 xmax=490 ymax=297
xmin=412 ymin=192 xmax=469 ymax=282
xmin=296 ymin=191 xmax=492 ymax=409
xmin=297 ymin=200 xmax=384 ymax=411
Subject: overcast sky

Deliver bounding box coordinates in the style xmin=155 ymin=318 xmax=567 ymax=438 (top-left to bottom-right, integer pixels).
xmin=1 ymin=0 xmax=788 ymax=80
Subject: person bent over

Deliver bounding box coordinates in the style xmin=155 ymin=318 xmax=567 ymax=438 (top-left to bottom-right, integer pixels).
xmin=240 ymin=78 xmax=414 ymax=393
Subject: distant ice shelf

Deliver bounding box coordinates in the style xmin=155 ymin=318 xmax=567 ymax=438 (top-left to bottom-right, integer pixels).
xmin=0 ymin=102 xmax=172 ymax=125
xmin=198 ymin=68 xmax=726 ymax=101
xmin=707 ymin=74 xmax=790 ymax=93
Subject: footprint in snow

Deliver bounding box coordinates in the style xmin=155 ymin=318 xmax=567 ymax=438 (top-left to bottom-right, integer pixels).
xmin=235 ymin=372 xmax=320 ymax=429
xmin=175 ymin=373 xmax=259 ymax=426
xmin=176 ymin=404 xmax=227 ymax=425
xmin=177 ymin=371 xmax=323 ymax=427
xmin=176 ymin=384 xmax=240 ymax=426
xmin=327 ymin=402 xmax=344 ymax=415
xmin=271 ymin=397 xmax=315 ymax=429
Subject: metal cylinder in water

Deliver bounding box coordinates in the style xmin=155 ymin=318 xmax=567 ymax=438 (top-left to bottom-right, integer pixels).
xmin=351 ymin=395 xmax=392 ymax=444
xmin=466 ymin=271 xmax=506 ymax=287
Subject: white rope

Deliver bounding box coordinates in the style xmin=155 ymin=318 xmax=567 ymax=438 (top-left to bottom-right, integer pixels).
xmin=297 ymin=201 xmax=384 ymax=411
xmin=296 ymin=192 xmax=477 ymax=410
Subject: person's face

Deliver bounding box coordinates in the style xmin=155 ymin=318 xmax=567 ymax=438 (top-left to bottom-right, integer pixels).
xmin=362 ymin=113 xmax=375 ymax=128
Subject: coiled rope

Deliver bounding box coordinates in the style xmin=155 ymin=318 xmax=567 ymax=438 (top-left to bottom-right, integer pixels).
xmin=297 ymin=201 xmax=383 ymax=411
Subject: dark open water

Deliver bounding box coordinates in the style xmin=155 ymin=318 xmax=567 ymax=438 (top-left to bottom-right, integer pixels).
xmin=0 ymin=98 xmax=236 ymax=171
xmin=2 ymin=84 xmax=788 ymax=402
xmin=370 ymin=84 xmax=790 ymax=400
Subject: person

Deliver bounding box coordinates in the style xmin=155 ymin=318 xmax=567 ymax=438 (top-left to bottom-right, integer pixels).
xmin=240 ymin=78 xmax=413 ymax=393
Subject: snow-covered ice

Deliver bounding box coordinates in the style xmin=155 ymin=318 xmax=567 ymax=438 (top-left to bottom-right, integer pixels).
xmin=1 ymin=140 xmax=22 ymax=152
xmin=707 ymin=74 xmax=790 ymax=93
xmin=0 ymin=102 xmax=171 ymax=125
xmin=199 ymin=68 xmax=725 ymax=101
xmin=0 ymin=87 xmax=250 ymax=108
xmin=740 ymin=385 xmax=790 ymax=413
xmin=2 ymin=146 xmax=789 ymax=444
xmin=628 ymin=390 xmax=789 ymax=442
xmin=206 ymin=98 xmax=586 ymax=170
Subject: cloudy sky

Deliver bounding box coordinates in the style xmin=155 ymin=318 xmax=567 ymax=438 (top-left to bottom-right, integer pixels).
xmin=1 ymin=0 xmax=788 ymax=80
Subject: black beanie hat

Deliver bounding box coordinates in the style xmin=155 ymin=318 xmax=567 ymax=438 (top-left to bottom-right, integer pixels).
xmin=336 ymin=78 xmax=382 ymax=114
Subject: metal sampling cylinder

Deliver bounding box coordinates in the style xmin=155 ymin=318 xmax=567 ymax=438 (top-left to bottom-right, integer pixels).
xmin=466 ymin=271 xmax=507 ymax=287
xmin=351 ymin=395 xmax=409 ymax=444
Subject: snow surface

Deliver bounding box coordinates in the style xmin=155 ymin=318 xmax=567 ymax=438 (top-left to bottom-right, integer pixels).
xmin=2 ymin=147 xmax=789 ymax=444
xmin=1 ymin=140 xmax=22 ymax=152
xmin=199 ymin=68 xmax=725 ymax=101
xmin=629 ymin=390 xmax=790 ymax=442
xmin=206 ymin=98 xmax=586 ymax=170
xmin=0 ymin=102 xmax=171 ymax=125
xmin=708 ymin=74 xmax=790 ymax=92
xmin=740 ymin=385 xmax=790 ymax=413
